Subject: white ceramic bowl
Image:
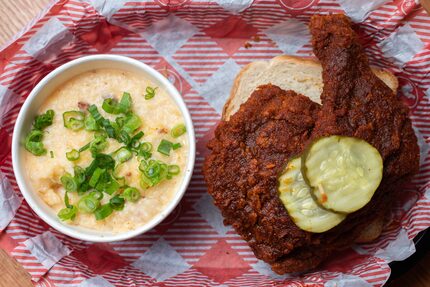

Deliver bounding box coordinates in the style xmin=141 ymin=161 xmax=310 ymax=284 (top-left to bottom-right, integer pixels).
xmin=12 ymin=55 xmax=195 ymax=242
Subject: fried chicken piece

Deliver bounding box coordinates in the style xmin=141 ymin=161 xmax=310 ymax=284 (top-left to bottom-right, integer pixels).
xmin=309 ymin=15 xmax=419 ymax=180
xmin=203 ymin=14 xmax=420 ymax=274
xmin=205 ymin=85 xmax=320 ymax=267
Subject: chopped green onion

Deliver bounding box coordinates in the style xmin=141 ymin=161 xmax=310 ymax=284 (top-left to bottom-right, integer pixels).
xmin=90 ymin=136 xmax=108 ymax=155
xmin=84 ymin=114 xmax=99 ymax=131
xmin=78 ymin=196 xmax=100 ymax=213
xmin=112 ymin=147 xmax=132 ymax=163
xmin=77 ymin=182 xmax=90 ymax=195
xmin=79 ymin=142 xmax=91 ymax=152
xmin=157 ymin=139 xmax=173 ymax=156
xmin=103 ymin=178 xmax=120 ymax=195
xmin=144 ymin=160 xmax=161 ymax=178
xmin=116 ymin=177 xmax=126 ymax=187
xmin=89 ymin=190 xmax=103 ymax=200
xmin=25 ymin=130 xmax=46 ymax=156
xmin=113 ymin=163 xmax=125 ymax=179
xmin=95 ymin=172 xmax=119 ymax=195
xmin=26 ymin=129 xmax=43 ymax=142
xmin=109 ymin=195 xmax=125 ymax=211
xmin=58 ymin=206 xmax=77 ymax=221
xmin=102 ymin=92 xmax=132 ymax=114
xmin=61 ymin=173 xmax=78 ymax=192
xmin=94 ymin=154 xmax=115 ymax=170
xmin=118 ymin=92 xmax=132 ymax=114
xmin=102 ymin=119 xmax=116 ymax=138
xmin=122 ymin=113 xmax=142 ymax=134
xmin=130 ymin=131 xmax=144 ymax=149
xmin=140 ymin=142 xmax=152 ymax=152
xmin=122 ymin=187 xmax=141 ymax=202
xmin=168 ymin=164 xmax=180 ymax=175
xmin=159 ymin=162 xmax=168 ymax=181
xmin=140 ymin=151 xmax=152 ymax=160
xmin=25 ymin=141 xmax=46 ymax=156
xmin=94 ymin=204 xmax=113 ymax=220
xmin=172 ymin=143 xmax=182 ymax=150
xmin=140 ymin=173 xmax=155 ymax=189
xmin=88 ymin=105 xmax=103 ymax=123
xmin=138 ymin=160 xmax=148 ymax=172
xmin=88 ymin=105 xmax=116 ymax=138
xmin=64 ymin=191 xmax=72 ymax=208
xmin=63 ymin=111 xmax=85 ymax=130
xmin=50 ymin=151 xmax=54 ymax=158
xmin=34 ymin=109 xmax=54 ymax=130
xmin=144 ymin=86 xmax=157 ymax=100
xmin=58 ymin=191 xmax=77 ymax=220
xmin=137 ymin=142 xmax=151 ymax=159
xmin=102 ymin=98 xmax=122 ymax=114
xmin=66 ymin=149 xmax=80 ymax=161
xmin=146 ymin=86 xmax=155 ymax=94
xmin=138 ymin=159 xmax=176 ymax=188
xmin=115 ymin=116 xmax=126 ymax=128
xmin=117 ymin=130 xmax=131 ymax=145
xmin=171 ymin=124 xmax=186 ymax=138
xmin=73 ymin=166 xmax=86 ymax=185
xmin=89 ymin=167 xmax=105 ymax=188
xmin=25 ymin=110 xmax=54 ymax=156
xmin=94 ymin=129 xmax=108 ymax=139
xmin=111 ymin=121 xmax=120 ymax=135
xmin=139 ymin=160 xmax=166 ymax=188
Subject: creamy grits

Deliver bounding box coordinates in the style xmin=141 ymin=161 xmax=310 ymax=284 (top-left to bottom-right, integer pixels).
xmin=23 ymin=69 xmax=189 ymax=233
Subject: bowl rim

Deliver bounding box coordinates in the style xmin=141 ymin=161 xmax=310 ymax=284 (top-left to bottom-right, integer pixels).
xmin=11 ymin=54 xmax=196 ymax=242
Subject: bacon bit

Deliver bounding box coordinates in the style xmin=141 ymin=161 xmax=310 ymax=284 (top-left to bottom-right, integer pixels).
xmin=266 ymin=163 xmax=276 ymax=169
xmin=157 ymin=128 xmax=168 ymax=134
xmin=244 ymin=42 xmax=252 ymax=49
xmin=126 ymin=172 xmax=132 ymax=177
xmin=253 ymin=35 xmax=261 ymax=42
xmin=78 ymin=101 xmax=89 ymax=110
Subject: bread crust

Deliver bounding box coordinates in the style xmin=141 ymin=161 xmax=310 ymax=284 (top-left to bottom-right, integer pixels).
xmin=223 ymin=55 xmax=398 ymax=121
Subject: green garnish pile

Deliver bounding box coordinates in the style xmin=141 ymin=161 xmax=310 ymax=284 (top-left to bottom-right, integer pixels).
xmin=26 ymin=87 xmax=187 ymax=222
xmin=24 ymin=109 xmax=55 ymax=155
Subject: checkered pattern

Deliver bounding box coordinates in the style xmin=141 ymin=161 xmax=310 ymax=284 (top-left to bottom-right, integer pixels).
xmin=0 ymin=1 xmax=429 ymax=286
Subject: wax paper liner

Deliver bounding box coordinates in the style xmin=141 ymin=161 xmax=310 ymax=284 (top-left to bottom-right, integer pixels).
xmin=0 ymin=0 xmax=429 ymax=286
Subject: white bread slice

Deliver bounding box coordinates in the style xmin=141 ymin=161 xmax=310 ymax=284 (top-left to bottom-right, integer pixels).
xmin=222 ymin=55 xmax=398 ymax=120
xmin=222 ymin=55 xmax=398 ymax=242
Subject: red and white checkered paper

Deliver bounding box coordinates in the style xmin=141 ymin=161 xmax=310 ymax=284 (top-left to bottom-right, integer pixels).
xmin=0 ymin=0 xmax=429 ymax=286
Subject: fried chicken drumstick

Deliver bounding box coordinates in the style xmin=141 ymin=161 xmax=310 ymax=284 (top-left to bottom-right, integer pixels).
xmin=203 ymin=14 xmax=419 ymax=273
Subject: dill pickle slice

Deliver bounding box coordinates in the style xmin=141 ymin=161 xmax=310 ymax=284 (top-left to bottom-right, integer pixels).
xmin=278 ymin=158 xmax=346 ymax=233
xmin=302 ymin=136 xmax=383 ymax=213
